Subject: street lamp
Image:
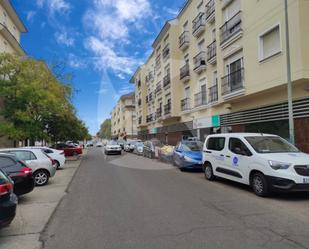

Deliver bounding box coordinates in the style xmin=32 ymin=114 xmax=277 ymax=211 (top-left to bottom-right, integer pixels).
xmin=284 ymin=0 xmax=295 ymax=144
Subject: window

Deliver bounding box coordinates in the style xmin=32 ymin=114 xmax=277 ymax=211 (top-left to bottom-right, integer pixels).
xmin=43 ymin=149 xmax=54 ymax=154
xmin=259 ymin=25 xmax=281 ymax=61
xmin=12 ymin=151 xmax=37 ymax=161
xmin=207 ymin=137 xmax=225 ymax=151
xmin=0 ymin=157 xmax=15 ymax=168
xmin=229 ymin=138 xmax=252 ymax=156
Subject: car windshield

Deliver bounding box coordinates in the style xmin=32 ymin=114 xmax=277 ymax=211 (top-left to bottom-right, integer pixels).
xmin=182 ymin=141 xmax=203 ymax=152
xmin=245 ymin=136 xmax=299 ymax=153
xmin=108 ymin=141 xmax=118 ymax=145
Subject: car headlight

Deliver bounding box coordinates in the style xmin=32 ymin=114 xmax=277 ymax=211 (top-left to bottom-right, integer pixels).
xmin=268 ymin=160 xmax=291 ymax=170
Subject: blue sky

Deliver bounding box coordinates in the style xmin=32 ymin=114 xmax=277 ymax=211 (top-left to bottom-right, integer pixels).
xmin=12 ymin=0 xmax=184 ymax=135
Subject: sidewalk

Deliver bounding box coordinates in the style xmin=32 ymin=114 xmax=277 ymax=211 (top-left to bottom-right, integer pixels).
xmin=0 ymin=150 xmax=87 ymax=249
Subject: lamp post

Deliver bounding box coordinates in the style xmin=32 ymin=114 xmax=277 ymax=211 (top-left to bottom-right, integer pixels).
xmin=284 ymin=0 xmax=295 ymax=144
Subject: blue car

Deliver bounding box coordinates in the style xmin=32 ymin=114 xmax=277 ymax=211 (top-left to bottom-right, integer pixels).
xmin=173 ymin=140 xmax=203 ymax=171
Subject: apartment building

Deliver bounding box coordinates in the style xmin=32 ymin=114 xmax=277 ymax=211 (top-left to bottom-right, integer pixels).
xmin=0 ymin=0 xmax=27 ymax=147
xmin=0 ymin=0 xmax=26 ymax=55
xmin=111 ymin=92 xmax=137 ymax=140
xmin=131 ymin=0 xmax=309 ymax=152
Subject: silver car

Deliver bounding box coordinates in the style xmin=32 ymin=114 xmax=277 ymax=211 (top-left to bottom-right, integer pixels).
xmin=0 ymin=148 xmax=57 ymax=186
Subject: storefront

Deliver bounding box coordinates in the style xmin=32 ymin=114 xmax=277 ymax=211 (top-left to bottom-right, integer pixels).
xmin=193 ymin=115 xmax=221 ymax=142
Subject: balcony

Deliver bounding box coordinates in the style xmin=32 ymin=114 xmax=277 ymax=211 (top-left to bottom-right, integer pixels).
xmin=205 ymin=0 xmax=215 ymax=23
xmin=220 ymin=11 xmax=243 ymax=48
xmin=192 ymin=12 xmax=206 ymax=37
xmin=179 ymin=31 xmax=190 ymax=51
xmin=162 ymin=45 xmax=170 ymax=61
xmin=155 ymin=84 xmax=162 ymax=94
xmin=155 ymin=55 xmax=161 ymax=70
xmin=209 ymin=84 xmax=218 ymax=103
xmin=163 ymin=74 xmax=171 ymax=88
xmin=207 ymin=40 xmax=217 ymax=64
xmin=146 ymin=114 xmax=155 ymax=123
xmin=138 ymin=117 xmax=142 ymax=125
xmin=180 ymin=64 xmax=190 ymax=83
xmin=181 ymin=98 xmax=191 ymax=112
xmin=156 ymin=107 xmax=162 ymax=119
xmin=194 ymin=91 xmax=207 ymax=107
xmin=164 ymin=102 xmax=171 ymax=115
xmin=148 ymin=92 xmax=153 ymax=102
xmin=193 ymin=51 xmax=207 ymax=74
xmin=221 ymin=68 xmax=244 ymax=96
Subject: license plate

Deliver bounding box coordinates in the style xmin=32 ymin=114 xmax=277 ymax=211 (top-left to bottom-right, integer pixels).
xmin=303 ymin=178 xmax=309 ymax=184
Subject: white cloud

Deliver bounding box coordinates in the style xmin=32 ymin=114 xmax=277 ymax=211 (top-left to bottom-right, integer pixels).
xmin=67 ymin=53 xmax=87 ymax=69
xmin=36 ymin=0 xmax=71 ymax=15
xmin=83 ymin=0 xmax=152 ymax=75
xmin=55 ymin=31 xmax=75 ymax=47
xmin=163 ymin=7 xmax=179 ymax=17
xmin=26 ymin=11 xmax=36 ymax=22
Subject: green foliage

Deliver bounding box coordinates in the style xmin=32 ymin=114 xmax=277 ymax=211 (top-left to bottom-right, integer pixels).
xmin=0 ymin=53 xmax=90 ymax=143
xmin=98 ymin=119 xmax=111 ymax=139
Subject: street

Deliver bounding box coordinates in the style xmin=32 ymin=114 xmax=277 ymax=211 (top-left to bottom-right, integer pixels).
xmin=41 ymin=148 xmax=309 ymax=249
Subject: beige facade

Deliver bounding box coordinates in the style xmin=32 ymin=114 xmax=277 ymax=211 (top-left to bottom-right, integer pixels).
xmin=111 ymin=92 xmax=137 ymax=140
xmin=131 ymin=0 xmax=309 ymax=151
xmin=0 ymin=0 xmax=26 ymax=55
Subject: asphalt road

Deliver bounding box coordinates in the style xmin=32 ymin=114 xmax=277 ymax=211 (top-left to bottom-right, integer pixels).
xmin=41 ymin=148 xmax=309 ymax=249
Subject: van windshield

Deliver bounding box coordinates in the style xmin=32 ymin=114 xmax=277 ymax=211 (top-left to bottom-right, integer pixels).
xmin=245 ymin=136 xmax=299 ymax=153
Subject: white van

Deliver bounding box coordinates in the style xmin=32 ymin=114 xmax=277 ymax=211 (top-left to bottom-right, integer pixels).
xmin=202 ymin=133 xmax=309 ymax=196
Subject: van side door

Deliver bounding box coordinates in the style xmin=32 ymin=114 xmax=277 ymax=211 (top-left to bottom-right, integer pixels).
xmin=204 ymin=137 xmax=226 ymax=172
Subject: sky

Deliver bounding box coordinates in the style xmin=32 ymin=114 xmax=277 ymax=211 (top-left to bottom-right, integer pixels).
xmin=12 ymin=0 xmax=185 ymax=135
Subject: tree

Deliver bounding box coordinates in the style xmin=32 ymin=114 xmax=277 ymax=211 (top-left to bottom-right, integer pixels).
xmin=0 ymin=53 xmax=90 ymax=145
xmin=98 ymin=119 xmax=111 ymax=139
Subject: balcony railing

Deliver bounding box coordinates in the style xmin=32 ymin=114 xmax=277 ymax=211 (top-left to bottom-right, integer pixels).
xmin=164 ymin=102 xmax=171 ymax=115
xmin=220 ymin=11 xmax=242 ymax=45
xmin=180 ymin=64 xmax=190 ymax=80
xmin=155 ymin=84 xmax=162 ymax=94
xmin=156 ymin=107 xmax=162 ymax=118
xmin=221 ymin=68 xmax=244 ymax=96
xmin=179 ymin=31 xmax=190 ymax=50
xmin=163 ymin=74 xmax=171 ymax=87
xmin=146 ymin=114 xmax=155 ymax=123
xmin=209 ymin=84 xmax=218 ymax=103
xmin=205 ymin=0 xmax=215 ymax=21
xmin=193 ymin=51 xmax=206 ymax=71
xmin=194 ymin=91 xmax=207 ymax=107
xmin=181 ymin=98 xmax=191 ymax=111
xmin=148 ymin=92 xmax=153 ymax=102
xmin=162 ymin=45 xmax=170 ymax=60
xmin=207 ymin=40 xmax=216 ymax=62
xmin=192 ymin=12 xmax=206 ymax=36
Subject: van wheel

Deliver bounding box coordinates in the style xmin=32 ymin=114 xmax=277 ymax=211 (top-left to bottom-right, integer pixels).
xmin=204 ymin=163 xmax=215 ymax=181
xmin=251 ymin=173 xmax=269 ymax=197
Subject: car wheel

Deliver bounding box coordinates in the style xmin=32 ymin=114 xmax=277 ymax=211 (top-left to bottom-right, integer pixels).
xmin=251 ymin=172 xmax=269 ymax=197
xmin=204 ymin=163 xmax=215 ymax=181
xmin=55 ymin=160 xmax=61 ymax=169
xmin=34 ymin=170 xmax=49 ymax=186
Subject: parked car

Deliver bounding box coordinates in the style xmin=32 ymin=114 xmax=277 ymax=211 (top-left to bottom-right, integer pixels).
xmin=0 ymin=148 xmax=57 ymax=186
xmin=0 ymin=169 xmax=17 ymax=229
xmin=173 ymin=140 xmax=203 ymax=171
xmin=105 ymin=141 xmax=122 ymax=155
xmin=0 ymin=153 xmax=34 ymax=196
xmin=52 ymin=143 xmax=83 ymax=157
xmin=202 ymin=133 xmax=309 ymax=197
xmin=96 ymin=142 xmax=103 ymax=147
xmin=133 ymin=142 xmax=144 ymax=155
xmin=143 ymin=139 xmax=163 ymax=159
xmin=117 ymin=139 xmax=125 ymax=150
xmin=24 ymin=147 xmax=65 ymax=169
